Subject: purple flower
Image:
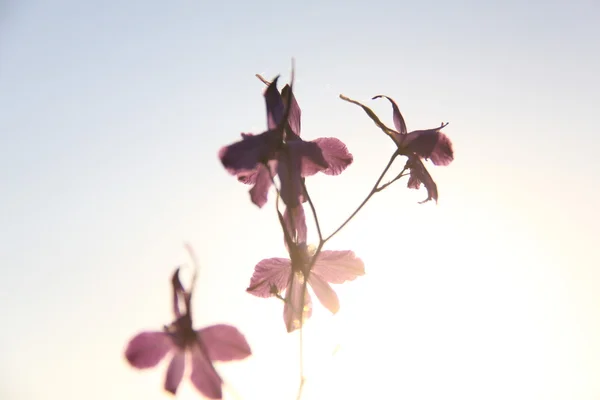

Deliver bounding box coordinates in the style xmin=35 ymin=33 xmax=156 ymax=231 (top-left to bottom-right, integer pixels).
xmin=372 ymin=95 xmax=454 ymax=203
xmin=372 ymin=95 xmax=453 ymax=166
xmin=246 ymin=204 xmax=365 ymax=332
xmin=219 ymin=77 xmax=354 ymax=208
xmin=124 ymin=268 xmax=251 ymax=398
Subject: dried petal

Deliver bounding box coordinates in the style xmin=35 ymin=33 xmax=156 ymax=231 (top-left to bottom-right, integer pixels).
xmin=164 ymin=351 xmax=185 ymax=394
xmin=190 ymin=345 xmax=223 ymax=399
xmin=402 ymin=128 xmax=454 ymax=166
xmin=124 ymin=331 xmax=173 ymax=369
xmin=196 ymin=324 xmax=252 ymax=362
xmin=372 ymin=95 xmax=407 ymax=134
xmin=249 ymin=161 xmax=277 ymax=208
xmin=308 ymin=274 xmax=340 ymax=314
xmin=281 ymin=84 xmax=302 ymax=137
xmin=246 ymin=258 xmax=292 ymax=297
xmin=305 ymin=137 xmax=353 ymax=176
xmin=406 ymin=156 xmax=439 ymax=204
xmin=219 ymin=130 xmax=279 ymax=174
xmin=264 ymin=76 xmax=284 ymax=130
xmin=312 ymin=250 xmax=365 ymax=284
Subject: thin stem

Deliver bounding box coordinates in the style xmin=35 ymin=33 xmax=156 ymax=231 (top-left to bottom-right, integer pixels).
xmin=296 ymin=320 xmax=306 ymax=400
xmin=375 ymin=167 xmax=408 ymax=193
xmin=302 ymin=179 xmax=323 ymax=243
xmin=324 ymin=150 xmax=400 ymax=243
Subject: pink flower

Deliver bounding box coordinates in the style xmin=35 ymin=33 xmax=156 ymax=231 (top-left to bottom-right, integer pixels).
xmin=219 ymin=77 xmax=354 ymax=208
xmin=372 ymin=95 xmax=454 ymax=167
xmin=373 ymin=95 xmax=454 ymax=203
xmin=124 ymin=268 xmax=251 ymax=398
xmin=246 ymin=204 xmax=365 ymax=332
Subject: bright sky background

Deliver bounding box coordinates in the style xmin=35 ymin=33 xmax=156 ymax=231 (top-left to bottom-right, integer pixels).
xmin=1 ymin=1 xmax=599 ymax=399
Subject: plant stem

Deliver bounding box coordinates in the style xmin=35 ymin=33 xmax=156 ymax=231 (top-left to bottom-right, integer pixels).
xmin=324 ymin=150 xmax=400 ymax=243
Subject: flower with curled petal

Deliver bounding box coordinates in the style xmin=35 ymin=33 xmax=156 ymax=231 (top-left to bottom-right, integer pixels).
xmin=341 ymin=94 xmax=454 ymax=203
xmin=219 ymin=74 xmax=354 ymax=208
xmin=124 ymin=258 xmax=251 ymax=399
xmin=246 ymin=203 xmax=365 ymax=332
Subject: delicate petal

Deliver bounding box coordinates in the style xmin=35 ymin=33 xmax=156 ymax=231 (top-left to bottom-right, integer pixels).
xmin=277 ymin=145 xmax=303 ymax=208
xmin=312 ymin=250 xmax=365 ymax=284
xmin=171 ymin=268 xmax=185 ymax=318
xmin=283 ymin=205 xmax=307 ymax=246
xmin=164 ymin=351 xmax=185 ymax=394
xmin=372 ymin=95 xmax=408 ymax=135
xmin=237 ymin=169 xmax=258 ymax=185
xmin=247 ymin=258 xmax=292 ymax=297
xmin=406 ymin=156 xmax=438 ymax=204
xmin=124 ymin=331 xmax=173 ymax=369
xmin=219 ymin=130 xmax=279 ymax=174
xmin=281 ymin=84 xmax=302 ymax=137
xmin=265 ymin=76 xmax=284 ymax=130
xmin=249 ymin=161 xmax=277 ymax=208
xmin=283 ymin=274 xmax=313 ymax=333
xmin=308 ymin=274 xmax=340 ymax=314
xmin=303 ymin=137 xmax=353 ymax=176
xmin=402 ymin=128 xmax=454 ymax=166
xmin=196 ymin=324 xmax=252 ymax=362
xmin=234 ymin=134 xmax=261 ymax=184
xmin=190 ymin=345 xmax=223 ymax=399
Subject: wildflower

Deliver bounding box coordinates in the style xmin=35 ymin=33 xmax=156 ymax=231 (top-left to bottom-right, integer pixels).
xmin=246 ymin=204 xmax=365 ymax=332
xmin=340 ymin=94 xmax=454 ymax=203
xmin=219 ymin=76 xmax=353 ymax=208
xmin=124 ymin=267 xmax=251 ymax=398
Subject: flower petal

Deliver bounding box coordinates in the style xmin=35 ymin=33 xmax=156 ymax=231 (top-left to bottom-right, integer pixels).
xmin=219 ymin=130 xmax=279 ymax=174
xmin=164 ymin=351 xmax=185 ymax=394
xmin=312 ymin=250 xmax=365 ymax=284
xmin=190 ymin=345 xmax=223 ymax=399
xmin=124 ymin=331 xmax=173 ymax=369
xmin=246 ymin=258 xmax=292 ymax=297
xmin=281 ymin=84 xmax=302 ymax=137
xmin=283 ymin=274 xmax=313 ymax=333
xmin=249 ymin=161 xmax=276 ymax=208
xmin=372 ymin=95 xmax=408 ymax=135
xmin=283 ymin=204 xmax=307 ymax=247
xmin=304 ymin=137 xmax=353 ymax=176
xmin=406 ymin=156 xmax=438 ymax=204
xmin=308 ymin=273 xmax=340 ymax=314
xmin=402 ymin=128 xmax=454 ymax=166
xmin=264 ymin=76 xmax=284 ymax=130
xmin=277 ymin=145 xmax=304 ymax=208
xmin=196 ymin=324 xmax=252 ymax=362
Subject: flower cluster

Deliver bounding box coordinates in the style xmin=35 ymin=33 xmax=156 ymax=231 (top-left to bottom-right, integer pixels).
xmin=124 ymin=63 xmax=454 ymax=398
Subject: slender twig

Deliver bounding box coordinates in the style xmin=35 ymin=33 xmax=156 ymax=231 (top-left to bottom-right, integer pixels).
xmin=375 ymin=167 xmax=408 ymax=192
xmin=324 ymin=150 xmax=400 ymax=243
xmin=302 ymin=179 xmax=323 ymax=243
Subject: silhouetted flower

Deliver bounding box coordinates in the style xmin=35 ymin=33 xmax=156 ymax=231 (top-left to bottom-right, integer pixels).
xmin=124 ymin=268 xmax=251 ymax=398
xmin=219 ymin=77 xmax=353 ymax=208
xmin=340 ymin=94 xmax=454 ymax=203
xmin=246 ymin=204 xmax=365 ymax=332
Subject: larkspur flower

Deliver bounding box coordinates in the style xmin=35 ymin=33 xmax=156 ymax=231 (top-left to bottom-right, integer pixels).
xmin=246 ymin=203 xmax=365 ymax=332
xmin=372 ymin=95 xmax=453 ymax=203
xmin=340 ymin=94 xmax=454 ymax=203
xmin=124 ymin=266 xmax=251 ymax=398
xmin=219 ymin=75 xmax=353 ymax=208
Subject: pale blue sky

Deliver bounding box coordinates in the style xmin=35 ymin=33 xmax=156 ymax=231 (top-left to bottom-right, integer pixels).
xmin=1 ymin=1 xmax=599 ymax=399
